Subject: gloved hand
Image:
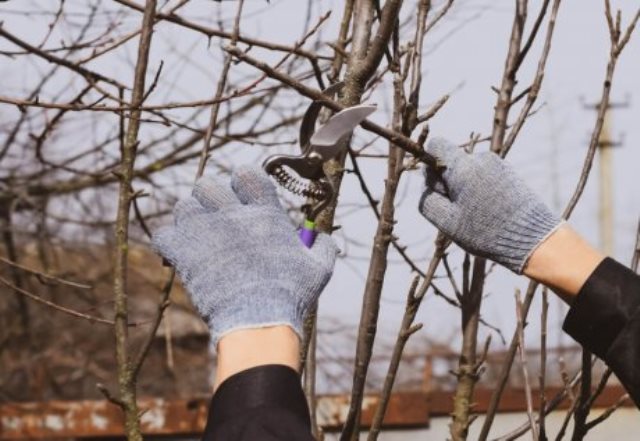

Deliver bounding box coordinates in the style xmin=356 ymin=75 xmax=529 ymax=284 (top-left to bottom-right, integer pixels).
xmin=419 ymin=138 xmax=563 ymax=274
xmin=152 ymin=166 xmax=338 ymax=346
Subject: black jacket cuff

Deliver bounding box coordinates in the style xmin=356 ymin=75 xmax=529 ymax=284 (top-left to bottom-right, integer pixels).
xmin=204 ymin=364 xmax=310 ymax=437
xmin=563 ymin=257 xmax=640 ymax=360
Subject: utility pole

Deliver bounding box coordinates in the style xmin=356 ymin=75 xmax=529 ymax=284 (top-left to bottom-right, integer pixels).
xmin=545 ymin=105 xmax=567 ymax=348
xmin=583 ymin=99 xmax=628 ymax=256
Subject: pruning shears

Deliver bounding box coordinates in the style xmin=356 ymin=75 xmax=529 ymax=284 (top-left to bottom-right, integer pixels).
xmin=263 ymin=82 xmax=376 ymax=247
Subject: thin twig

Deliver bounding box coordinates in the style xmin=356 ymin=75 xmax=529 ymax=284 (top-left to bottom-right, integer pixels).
xmin=515 ymin=291 xmax=539 ymax=441
xmin=631 ymin=218 xmax=640 ymax=272
xmin=539 ymin=288 xmax=549 ymax=440
xmin=502 ymin=0 xmax=562 ymax=156
xmin=113 ymin=0 xmax=330 ymax=61
xmin=0 ymin=275 xmax=113 ymax=325
xmin=131 ymin=271 xmax=174 ymax=377
xmin=0 ymin=255 xmax=92 ymax=289
xmin=196 ymin=0 xmax=245 ymax=178
xmin=417 ymin=94 xmax=449 ymax=123
xmin=585 ymin=394 xmax=629 ymax=430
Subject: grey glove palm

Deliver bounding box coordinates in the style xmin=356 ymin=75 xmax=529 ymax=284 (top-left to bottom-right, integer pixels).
xmin=419 ymin=138 xmax=562 ymax=274
xmin=152 ymin=166 xmax=338 ymax=346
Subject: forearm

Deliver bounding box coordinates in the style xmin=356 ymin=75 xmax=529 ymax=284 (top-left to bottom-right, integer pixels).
xmin=215 ymin=325 xmax=301 ymax=389
xmin=524 ymin=224 xmax=640 ymax=408
xmin=523 ymin=224 xmax=605 ymax=301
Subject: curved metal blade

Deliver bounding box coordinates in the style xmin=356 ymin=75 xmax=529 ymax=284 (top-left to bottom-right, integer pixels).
xmin=309 ymin=104 xmax=377 ymax=160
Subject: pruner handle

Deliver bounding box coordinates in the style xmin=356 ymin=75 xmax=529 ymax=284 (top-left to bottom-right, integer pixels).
xmin=298 ymin=219 xmax=317 ymax=248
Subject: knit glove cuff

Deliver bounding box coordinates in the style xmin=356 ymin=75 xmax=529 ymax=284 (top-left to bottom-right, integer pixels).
xmin=489 ymin=202 xmax=564 ymax=273
xmin=208 ymin=287 xmax=307 ymax=344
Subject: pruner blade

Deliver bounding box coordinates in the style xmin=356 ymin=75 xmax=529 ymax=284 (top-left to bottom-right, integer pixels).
xmin=309 ymin=105 xmax=377 ymax=160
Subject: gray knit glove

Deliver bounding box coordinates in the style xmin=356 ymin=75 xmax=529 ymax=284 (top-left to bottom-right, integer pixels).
xmin=152 ymin=166 xmax=338 ymax=346
xmin=419 ymin=138 xmax=562 ymax=274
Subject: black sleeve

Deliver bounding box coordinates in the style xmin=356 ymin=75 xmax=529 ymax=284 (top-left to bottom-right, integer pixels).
xmin=563 ymin=257 xmax=640 ymax=408
xmin=202 ymin=364 xmax=315 ymax=441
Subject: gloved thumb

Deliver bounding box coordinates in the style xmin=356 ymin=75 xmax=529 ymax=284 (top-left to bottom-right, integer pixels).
xmin=151 ymin=225 xmax=180 ymax=266
xmin=419 ymin=190 xmax=459 ymax=233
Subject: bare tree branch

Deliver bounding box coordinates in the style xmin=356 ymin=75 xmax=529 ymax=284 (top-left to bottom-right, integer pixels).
xmin=111 ymin=1 xmax=157 ymax=439
xmin=515 ymin=291 xmax=539 ymax=441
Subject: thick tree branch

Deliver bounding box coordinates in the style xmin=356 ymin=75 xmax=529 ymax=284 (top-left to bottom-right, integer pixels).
xmin=453 ymin=2 xmax=530 ymax=438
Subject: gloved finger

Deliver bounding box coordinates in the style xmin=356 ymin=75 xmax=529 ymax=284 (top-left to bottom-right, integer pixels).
xmin=151 ymin=225 xmax=180 ymax=265
xmin=418 ymin=190 xmax=460 ymax=233
xmin=426 ymin=137 xmax=477 ymax=193
xmin=193 ymin=176 xmax=240 ymax=212
xmin=173 ymin=196 xmax=207 ymax=225
xmin=424 ymin=138 xmax=466 ymax=191
xmin=306 ymin=233 xmax=339 ymax=270
xmin=425 ymin=137 xmax=465 ymax=164
xmin=423 ymin=163 xmax=449 ymax=197
xmin=231 ymin=165 xmax=281 ymax=206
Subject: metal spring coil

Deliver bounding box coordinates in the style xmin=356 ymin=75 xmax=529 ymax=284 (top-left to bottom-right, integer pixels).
xmin=271 ymin=165 xmax=328 ymax=200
